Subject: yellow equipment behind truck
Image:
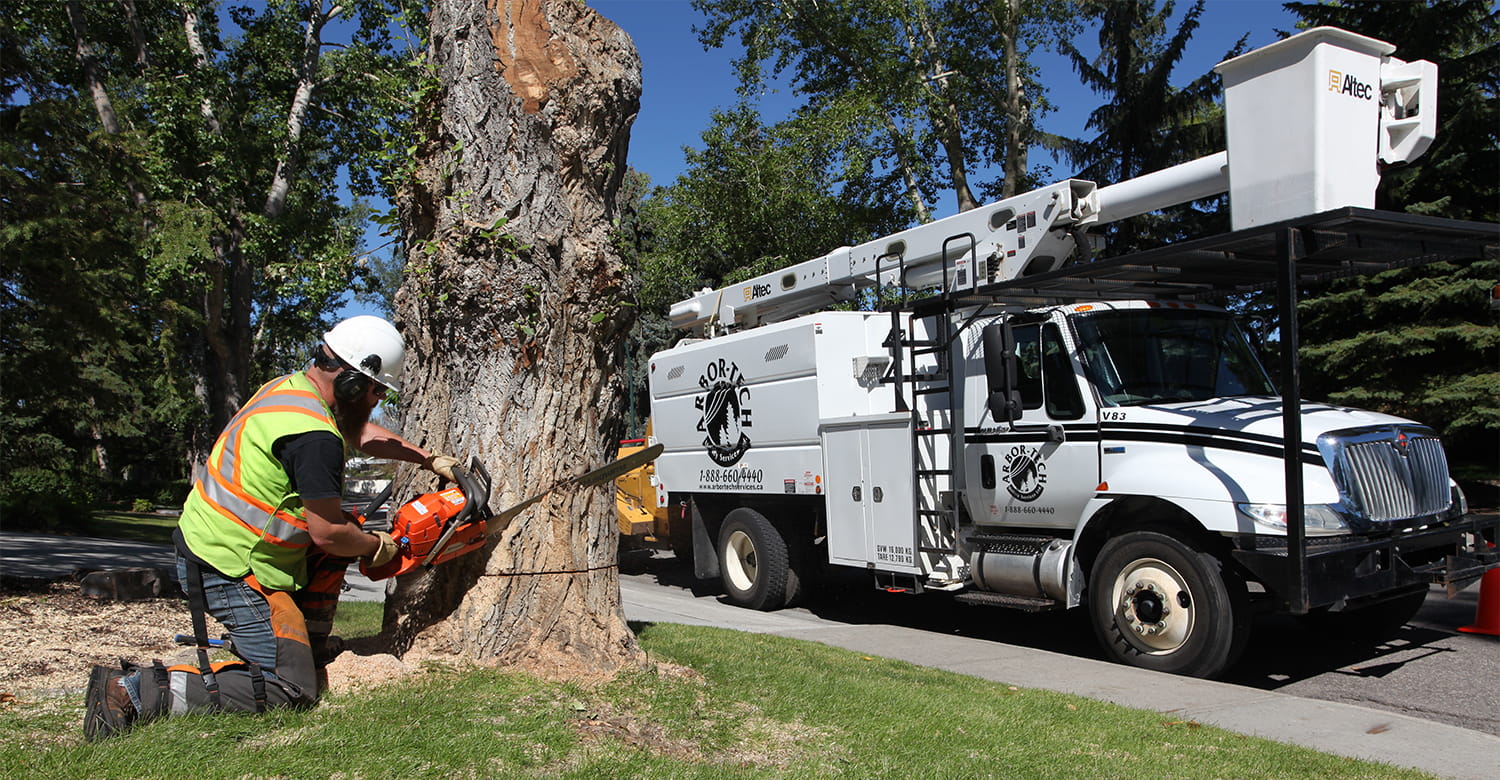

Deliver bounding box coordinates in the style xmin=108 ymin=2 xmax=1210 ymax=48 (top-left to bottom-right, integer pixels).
xmin=615 ymin=428 xmax=688 ymax=555
xmin=615 ymin=436 xmax=666 ymax=538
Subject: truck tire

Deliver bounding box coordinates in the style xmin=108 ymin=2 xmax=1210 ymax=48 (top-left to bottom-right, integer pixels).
xmin=719 ymin=507 xmax=792 ymax=611
xmin=1297 ymin=587 xmax=1427 ymax=641
xmin=1089 ymin=530 xmax=1250 ymax=678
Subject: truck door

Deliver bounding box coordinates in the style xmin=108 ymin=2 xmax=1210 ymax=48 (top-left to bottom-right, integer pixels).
xmin=967 ymin=320 xmax=1099 ymax=530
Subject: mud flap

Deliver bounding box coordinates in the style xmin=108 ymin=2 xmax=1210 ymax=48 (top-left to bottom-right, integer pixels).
xmin=691 ymin=500 xmax=720 ymax=581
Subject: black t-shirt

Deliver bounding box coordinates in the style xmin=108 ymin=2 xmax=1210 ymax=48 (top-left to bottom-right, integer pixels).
xmin=272 ymin=431 xmax=345 ymax=502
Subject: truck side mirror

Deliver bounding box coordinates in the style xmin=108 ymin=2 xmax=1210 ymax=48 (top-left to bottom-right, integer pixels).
xmin=983 ymin=322 xmax=1024 ymax=422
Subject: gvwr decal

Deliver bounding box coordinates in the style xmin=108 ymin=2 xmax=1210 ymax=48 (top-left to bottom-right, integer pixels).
xmin=695 ymin=359 xmax=752 ymax=466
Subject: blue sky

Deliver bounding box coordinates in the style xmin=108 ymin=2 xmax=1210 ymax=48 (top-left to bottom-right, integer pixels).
xmin=346 ymin=0 xmax=1305 ymax=317
xmin=593 ymin=0 xmax=1301 ymax=197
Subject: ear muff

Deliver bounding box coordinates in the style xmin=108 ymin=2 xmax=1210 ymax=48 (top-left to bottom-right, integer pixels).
xmin=333 ymin=368 xmax=370 ymax=403
xmin=332 ymin=353 xmax=383 ymax=403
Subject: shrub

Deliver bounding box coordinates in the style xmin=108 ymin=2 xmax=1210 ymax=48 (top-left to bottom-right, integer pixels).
xmin=0 ymin=467 xmax=96 ymax=529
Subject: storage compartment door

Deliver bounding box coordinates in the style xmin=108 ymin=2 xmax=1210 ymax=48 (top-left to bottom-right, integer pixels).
xmin=821 ymin=421 xmax=869 ymax=566
xmin=820 ymin=414 xmax=917 ymax=572
xmin=865 ymin=418 xmax=918 ymax=572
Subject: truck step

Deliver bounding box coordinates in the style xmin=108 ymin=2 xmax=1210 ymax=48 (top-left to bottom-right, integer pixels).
xmin=881 ymin=374 xmax=950 ymax=386
xmin=968 ymin=533 xmax=1063 ymax=553
xmin=953 ymin=591 xmax=1062 ymax=613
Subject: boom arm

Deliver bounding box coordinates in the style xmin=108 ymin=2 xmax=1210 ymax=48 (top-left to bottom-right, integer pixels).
xmin=669 ymin=180 xmax=1100 ymax=332
xmin=669 ymin=27 xmax=1437 ymax=336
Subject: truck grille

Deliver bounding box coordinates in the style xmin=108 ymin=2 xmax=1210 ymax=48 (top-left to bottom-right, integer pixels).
xmin=1337 ymin=433 xmax=1450 ymax=522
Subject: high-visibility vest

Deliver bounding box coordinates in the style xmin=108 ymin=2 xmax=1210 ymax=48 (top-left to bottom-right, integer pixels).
xmin=178 ymin=372 xmax=344 ymax=591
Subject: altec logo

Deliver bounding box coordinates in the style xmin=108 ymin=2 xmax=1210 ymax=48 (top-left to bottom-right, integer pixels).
xmin=1328 ymin=69 xmax=1374 ymax=100
xmin=743 ymin=282 xmax=772 ymax=301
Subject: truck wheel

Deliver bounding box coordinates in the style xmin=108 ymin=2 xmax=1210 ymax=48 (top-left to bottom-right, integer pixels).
xmin=1298 ymin=588 xmax=1427 ymax=641
xmin=1089 ymin=530 xmax=1250 ymax=678
xmin=719 ymin=507 xmax=791 ymax=611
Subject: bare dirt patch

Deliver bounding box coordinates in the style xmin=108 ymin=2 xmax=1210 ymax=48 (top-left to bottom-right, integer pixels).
xmin=0 ymin=575 xmax=424 ymax=703
xmin=0 ymin=576 xmax=192 ymax=703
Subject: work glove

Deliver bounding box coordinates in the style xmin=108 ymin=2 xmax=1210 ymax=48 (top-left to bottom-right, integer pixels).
xmin=425 ymin=454 xmax=460 ymax=482
xmin=365 ymin=531 xmax=399 ymax=568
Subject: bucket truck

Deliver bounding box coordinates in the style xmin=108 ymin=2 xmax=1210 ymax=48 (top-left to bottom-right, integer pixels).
xmin=631 ymin=28 xmax=1499 ymax=678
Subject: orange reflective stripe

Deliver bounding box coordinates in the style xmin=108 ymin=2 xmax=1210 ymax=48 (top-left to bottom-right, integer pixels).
xmin=245 ymin=575 xmax=311 ymax=648
xmin=197 ymin=474 xmax=309 ymax=549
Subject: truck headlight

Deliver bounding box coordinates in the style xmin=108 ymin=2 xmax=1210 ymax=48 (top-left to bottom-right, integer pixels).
xmin=1450 ymin=483 xmax=1468 ymax=518
xmin=1237 ymin=503 xmax=1351 ymax=536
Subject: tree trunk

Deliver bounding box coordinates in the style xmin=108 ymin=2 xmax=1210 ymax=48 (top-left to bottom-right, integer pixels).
xmin=65 ymin=0 xmax=121 ymax=135
xmin=264 ymin=0 xmax=337 ymax=219
xmin=385 ymin=0 xmax=645 ymax=678
xmin=998 ymin=0 xmax=1027 ymax=198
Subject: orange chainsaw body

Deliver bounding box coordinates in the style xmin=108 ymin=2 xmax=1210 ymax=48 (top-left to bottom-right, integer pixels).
xmin=360 ymin=485 xmax=489 ymax=581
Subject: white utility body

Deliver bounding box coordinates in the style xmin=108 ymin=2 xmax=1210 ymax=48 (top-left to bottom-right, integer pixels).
xmin=641 ymin=29 xmax=1498 ymax=678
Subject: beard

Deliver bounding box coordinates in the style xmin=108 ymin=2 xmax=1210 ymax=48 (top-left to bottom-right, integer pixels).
xmin=333 ymin=394 xmax=377 ymax=442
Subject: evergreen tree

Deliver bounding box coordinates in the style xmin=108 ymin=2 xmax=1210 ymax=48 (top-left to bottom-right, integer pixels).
xmin=1057 ymin=0 xmax=1245 ymax=252
xmin=1285 ymin=0 xmax=1499 ymax=475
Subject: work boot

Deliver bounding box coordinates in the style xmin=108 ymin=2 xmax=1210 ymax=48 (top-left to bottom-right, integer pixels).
xmin=83 ymin=664 xmax=137 ymax=741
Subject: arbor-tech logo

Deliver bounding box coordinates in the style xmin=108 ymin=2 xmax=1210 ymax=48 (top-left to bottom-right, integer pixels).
xmin=1328 ymin=69 xmax=1374 ymax=100
xmin=695 ymin=358 xmax=752 ymax=466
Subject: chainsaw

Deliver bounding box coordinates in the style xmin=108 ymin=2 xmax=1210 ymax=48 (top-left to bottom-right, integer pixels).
xmin=354 ymin=443 xmax=664 ymax=581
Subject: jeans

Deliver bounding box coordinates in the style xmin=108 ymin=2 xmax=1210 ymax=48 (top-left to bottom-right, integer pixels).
xmin=175 ymin=555 xmax=281 ymax=670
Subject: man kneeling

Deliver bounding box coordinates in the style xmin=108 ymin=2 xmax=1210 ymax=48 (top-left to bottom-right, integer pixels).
xmin=84 ymin=316 xmax=455 ymax=739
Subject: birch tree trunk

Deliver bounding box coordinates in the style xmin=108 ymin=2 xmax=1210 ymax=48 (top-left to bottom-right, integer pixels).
xmin=385 ymin=0 xmax=646 ymax=677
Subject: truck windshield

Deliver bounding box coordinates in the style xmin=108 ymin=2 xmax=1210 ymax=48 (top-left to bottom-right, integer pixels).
xmin=1072 ymin=308 xmax=1275 ymax=407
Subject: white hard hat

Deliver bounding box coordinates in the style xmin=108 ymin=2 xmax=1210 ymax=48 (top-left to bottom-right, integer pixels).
xmin=323 ymin=315 xmax=405 ymax=392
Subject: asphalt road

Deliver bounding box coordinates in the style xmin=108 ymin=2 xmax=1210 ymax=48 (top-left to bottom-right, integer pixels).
xmin=620 ymin=549 xmax=1500 ymax=738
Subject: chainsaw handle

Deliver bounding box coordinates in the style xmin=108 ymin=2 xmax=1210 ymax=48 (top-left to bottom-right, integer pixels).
xmin=418 ymin=458 xmax=493 ymax=569
xmin=357 ymin=481 xmax=395 ymax=534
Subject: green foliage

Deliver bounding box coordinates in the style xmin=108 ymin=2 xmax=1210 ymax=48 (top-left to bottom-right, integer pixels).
xmin=1 ymin=0 xmax=423 ymax=499
xmin=619 ymin=106 xmax=908 ymax=433
xmin=1285 ymin=0 xmax=1500 ymax=474
xmin=0 ymin=624 xmax=1431 ymax=779
xmin=1057 ymin=0 xmax=1245 ymax=252
xmin=636 ymin=107 xmax=908 ymax=315
xmin=695 ymin=0 xmax=1075 ymax=216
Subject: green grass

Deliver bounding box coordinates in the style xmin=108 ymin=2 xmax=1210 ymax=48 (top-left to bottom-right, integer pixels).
xmin=0 ymin=623 xmax=1433 ymax=780
xmin=61 ymin=511 xmax=180 ymax=547
xmin=333 ymin=599 xmax=384 ymax=639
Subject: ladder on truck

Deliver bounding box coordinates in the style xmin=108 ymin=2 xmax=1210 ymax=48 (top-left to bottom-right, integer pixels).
xmin=877 ymin=238 xmax=976 ymax=575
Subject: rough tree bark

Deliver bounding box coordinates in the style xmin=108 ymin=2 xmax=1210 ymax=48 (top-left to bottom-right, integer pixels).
xmin=385 ymin=0 xmax=646 ymax=677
